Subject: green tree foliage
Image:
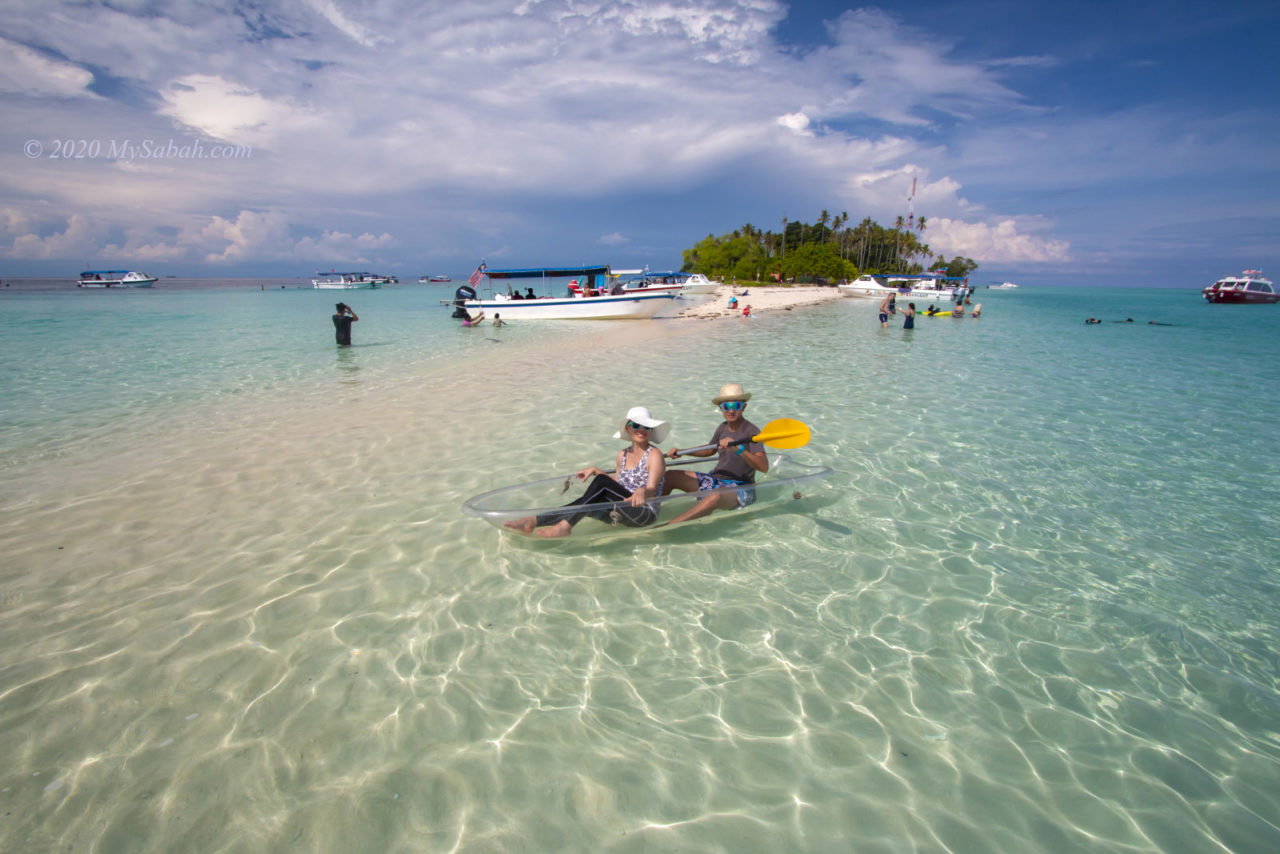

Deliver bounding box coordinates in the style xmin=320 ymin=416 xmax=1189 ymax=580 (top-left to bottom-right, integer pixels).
xmin=681 ymin=210 xmax=968 ymax=282
xmin=934 ymin=256 xmax=979 ymax=279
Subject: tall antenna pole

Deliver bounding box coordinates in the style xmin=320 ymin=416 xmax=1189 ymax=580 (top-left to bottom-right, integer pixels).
xmin=906 ymin=177 xmax=916 ymax=232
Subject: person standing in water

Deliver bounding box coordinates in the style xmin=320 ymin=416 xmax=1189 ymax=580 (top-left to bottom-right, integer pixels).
xmin=332 ymin=303 xmax=358 ymax=346
xmin=902 ymin=302 xmax=916 ymax=329
xmin=878 ymin=292 xmax=895 ymax=328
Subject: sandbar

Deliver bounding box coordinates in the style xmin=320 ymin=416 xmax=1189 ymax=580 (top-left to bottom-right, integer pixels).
xmin=674 ymin=285 xmax=842 ymax=319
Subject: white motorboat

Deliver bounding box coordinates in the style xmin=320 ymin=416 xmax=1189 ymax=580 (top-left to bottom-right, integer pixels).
xmin=837 ymin=274 xmax=900 ymax=298
xmin=77 ymin=270 xmax=157 ymax=288
xmin=451 ymin=265 xmax=678 ymax=320
xmin=989 ymin=282 xmax=1019 ymax=289
xmin=312 ymin=272 xmax=387 ymax=289
xmin=611 ymin=270 xmax=721 ymax=295
xmin=667 ymin=272 xmax=720 ymax=294
xmin=892 ymin=272 xmax=972 ymax=302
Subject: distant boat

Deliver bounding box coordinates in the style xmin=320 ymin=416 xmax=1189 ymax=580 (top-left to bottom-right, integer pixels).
xmin=612 ymin=270 xmax=721 ymax=295
xmin=78 ymin=270 xmax=157 ymax=288
xmin=312 ymin=272 xmax=387 ymax=289
xmin=989 ymin=282 xmax=1020 ymax=289
xmin=1202 ymin=269 xmax=1277 ymax=304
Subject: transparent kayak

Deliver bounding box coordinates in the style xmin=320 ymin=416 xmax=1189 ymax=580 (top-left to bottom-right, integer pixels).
xmin=462 ymin=454 xmax=834 ymax=540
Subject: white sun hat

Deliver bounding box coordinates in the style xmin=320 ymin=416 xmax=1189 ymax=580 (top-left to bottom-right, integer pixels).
xmin=612 ymin=406 xmax=670 ymax=444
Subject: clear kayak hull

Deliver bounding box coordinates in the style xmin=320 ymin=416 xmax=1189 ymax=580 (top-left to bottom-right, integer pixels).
xmin=462 ymin=454 xmax=834 ymax=540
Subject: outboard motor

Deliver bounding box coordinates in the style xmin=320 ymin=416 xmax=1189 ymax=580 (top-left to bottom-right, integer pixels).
xmin=452 ymin=283 xmax=477 ymax=318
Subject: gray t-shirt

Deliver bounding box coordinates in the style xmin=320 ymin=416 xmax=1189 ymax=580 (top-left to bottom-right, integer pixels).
xmin=709 ymin=418 xmax=761 ymax=482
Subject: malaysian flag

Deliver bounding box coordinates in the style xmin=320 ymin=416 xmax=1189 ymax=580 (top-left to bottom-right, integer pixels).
xmin=468 ymin=261 xmax=486 ymax=287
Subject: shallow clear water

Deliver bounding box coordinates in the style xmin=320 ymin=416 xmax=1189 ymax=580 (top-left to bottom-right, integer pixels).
xmin=2 ymin=281 xmax=1278 ymax=852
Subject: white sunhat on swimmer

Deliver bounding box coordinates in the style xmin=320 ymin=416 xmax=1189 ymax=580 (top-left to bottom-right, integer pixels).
xmin=613 ymin=406 xmax=670 ymax=444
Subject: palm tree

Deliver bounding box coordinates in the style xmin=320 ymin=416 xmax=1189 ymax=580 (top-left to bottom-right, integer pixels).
xmin=780 ymin=216 xmax=788 ymax=258
xmin=818 ymin=209 xmax=830 ymax=244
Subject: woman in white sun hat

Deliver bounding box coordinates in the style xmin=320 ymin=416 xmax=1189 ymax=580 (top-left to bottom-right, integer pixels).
xmin=504 ymin=406 xmax=669 ymax=538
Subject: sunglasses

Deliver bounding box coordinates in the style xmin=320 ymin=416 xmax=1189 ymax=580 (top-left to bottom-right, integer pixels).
xmin=718 ymin=401 xmax=745 ymax=412
xmin=626 ymin=420 xmax=652 ymax=431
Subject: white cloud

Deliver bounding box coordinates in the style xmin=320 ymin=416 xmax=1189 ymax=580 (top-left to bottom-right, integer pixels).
xmin=158 ymin=75 xmax=320 ymax=147
xmin=777 ymin=112 xmax=811 ymax=134
xmin=928 ymin=217 xmax=1070 ymax=263
xmin=599 ymin=232 xmax=628 ymax=246
xmin=0 ymin=38 xmax=95 ymax=97
xmin=0 ymin=1 xmax=1092 ymax=270
xmin=307 ymin=0 xmax=383 ymax=47
xmin=3 ymin=212 xmax=102 ymax=259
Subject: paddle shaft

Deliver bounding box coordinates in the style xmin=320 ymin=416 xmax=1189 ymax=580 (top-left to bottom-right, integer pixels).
xmin=672 ymin=418 xmax=810 ymax=457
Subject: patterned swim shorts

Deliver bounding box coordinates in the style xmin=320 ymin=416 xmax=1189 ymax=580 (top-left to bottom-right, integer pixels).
xmin=693 ymin=472 xmax=756 ymax=508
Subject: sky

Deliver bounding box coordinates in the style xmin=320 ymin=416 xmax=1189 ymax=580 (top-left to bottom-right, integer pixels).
xmin=0 ymin=0 xmax=1276 ymax=285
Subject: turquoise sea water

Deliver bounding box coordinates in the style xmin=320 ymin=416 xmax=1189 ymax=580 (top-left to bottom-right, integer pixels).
xmin=2 ymin=280 xmax=1279 ymax=852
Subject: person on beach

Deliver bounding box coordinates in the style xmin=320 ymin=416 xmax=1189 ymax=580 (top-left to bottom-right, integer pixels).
xmin=1085 ymin=317 xmax=1102 ymax=324
xmin=742 ymin=304 xmax=752 ymax=317
xmin=332 ymin=302 xmax=358 ymax=346
xmin=952 ymin=302 xmax=965 ymax=318
xmin=971 ymin=303 xmax=982 ymax=318
xmin=662 ymin=383 xmax=768 ymax=525
xmin=903 ymin=302 xmax=916 ymax=329
xmin=879 ymin=292 xmax=895 ymax=327
xmin=728 ymin=296 xmax=738 ymax=310
xmin=460 ymin=309 xmax=485 ymax=327
xmin=504 ymin=407 xmax=668 ymax=538
xmin=491 ymin=313 xmax=506 ymax=327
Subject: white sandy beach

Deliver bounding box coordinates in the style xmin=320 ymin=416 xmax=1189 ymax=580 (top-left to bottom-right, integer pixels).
xmin=675 ymin=284 xmax=842 ymax=319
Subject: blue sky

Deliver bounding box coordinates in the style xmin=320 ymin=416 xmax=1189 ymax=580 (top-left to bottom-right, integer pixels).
xmin=1 ymin=0 xmax=1276 ymax=285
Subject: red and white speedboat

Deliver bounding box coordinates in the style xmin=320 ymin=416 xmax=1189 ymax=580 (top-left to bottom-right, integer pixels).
xmin=1202 ymin=269 xmax=1277 ymax=304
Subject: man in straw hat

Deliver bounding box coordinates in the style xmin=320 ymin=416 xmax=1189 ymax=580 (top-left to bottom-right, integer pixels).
xmin=663 ymin=383 xmax=768 ymax=524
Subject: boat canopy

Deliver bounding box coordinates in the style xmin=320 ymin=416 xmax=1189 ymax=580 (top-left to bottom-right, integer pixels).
xmin=80 ymin=270 xmax=134 ymax=275
xmin=881 ymin=273 xmax=968 ymax=283
xmin=483 ymin=265 xmax=610 ymax=279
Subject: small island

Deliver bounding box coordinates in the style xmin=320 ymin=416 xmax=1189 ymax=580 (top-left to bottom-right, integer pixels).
xmin=679 ymin=210 xmax=979 ymax=286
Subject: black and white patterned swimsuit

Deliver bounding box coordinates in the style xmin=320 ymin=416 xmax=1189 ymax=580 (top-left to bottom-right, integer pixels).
xmin=617 ymin=447 xmax=663 ymax=515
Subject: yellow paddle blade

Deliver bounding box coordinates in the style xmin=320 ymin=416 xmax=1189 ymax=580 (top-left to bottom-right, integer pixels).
xmin=754 ymin=418 xmax=810 ymax=450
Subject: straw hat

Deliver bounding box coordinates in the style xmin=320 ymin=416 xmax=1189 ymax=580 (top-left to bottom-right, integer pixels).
xmin=612 ymin=406 xmax=670 ymax=444
xmin=711 ymin=383 xmax=752 ymax=405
